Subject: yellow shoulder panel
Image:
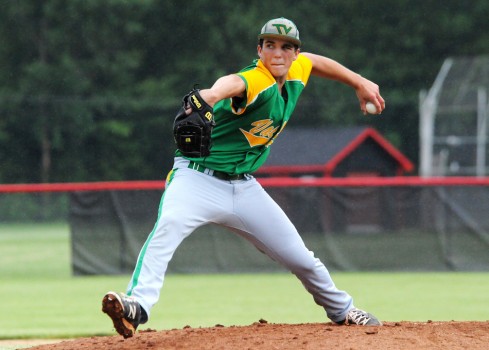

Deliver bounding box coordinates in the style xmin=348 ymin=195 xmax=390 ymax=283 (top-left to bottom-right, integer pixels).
xmin=236 ymin=61 xmax=276 ymax=113
xmin=287 ymin=53 xmax=313 ymax=86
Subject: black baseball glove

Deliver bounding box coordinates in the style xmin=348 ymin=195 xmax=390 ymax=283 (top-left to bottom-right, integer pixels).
xmin=173 ymin=88 xmax=215 ymax=158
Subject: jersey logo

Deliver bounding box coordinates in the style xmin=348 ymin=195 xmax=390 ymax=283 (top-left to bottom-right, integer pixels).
xmin=240 ymin=119 xmax=279 ymax=147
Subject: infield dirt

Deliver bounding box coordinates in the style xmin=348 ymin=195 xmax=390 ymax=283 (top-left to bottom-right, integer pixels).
xmin=26 ymin=320 xmax=488 ymax=350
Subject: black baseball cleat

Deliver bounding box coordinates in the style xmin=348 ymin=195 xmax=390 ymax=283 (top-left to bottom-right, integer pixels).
xmin=102 ymin=291 xmax=142 ymax=338
xmin=337 ymin=308 xmax=382 ymax=326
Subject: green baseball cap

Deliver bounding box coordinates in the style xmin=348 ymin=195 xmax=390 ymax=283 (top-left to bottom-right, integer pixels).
xmin=258 ymin=17 xmax=301 ymax=46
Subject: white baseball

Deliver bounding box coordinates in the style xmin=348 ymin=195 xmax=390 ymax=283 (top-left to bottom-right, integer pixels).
xmin=366 ymin=102 xmax=378 ymax=114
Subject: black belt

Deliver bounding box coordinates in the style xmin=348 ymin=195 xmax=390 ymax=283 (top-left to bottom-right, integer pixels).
xmin=188 ymin=161 xmax=246 ymax=181
xmin=212 ymin=171 xmax=245 ymax=181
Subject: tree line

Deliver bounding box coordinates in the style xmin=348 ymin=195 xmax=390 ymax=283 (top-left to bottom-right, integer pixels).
xmin=1 ymin=0 xmax=488 ymax=183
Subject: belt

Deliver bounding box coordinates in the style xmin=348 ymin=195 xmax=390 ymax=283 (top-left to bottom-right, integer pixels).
xmin=188 ymin=161 xmax=246 ymax=181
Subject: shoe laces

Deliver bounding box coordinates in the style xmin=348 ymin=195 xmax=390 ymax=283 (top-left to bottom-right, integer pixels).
xmin=346 ymin=308 xmax=371 ymax=325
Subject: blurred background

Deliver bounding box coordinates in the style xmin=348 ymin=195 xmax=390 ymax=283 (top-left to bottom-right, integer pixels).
xmin=1 ymin=0 xmax=488 ymax=184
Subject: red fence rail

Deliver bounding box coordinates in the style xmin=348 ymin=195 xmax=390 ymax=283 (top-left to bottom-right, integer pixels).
xmin=1 ymin=176 xmax=489 ymax=193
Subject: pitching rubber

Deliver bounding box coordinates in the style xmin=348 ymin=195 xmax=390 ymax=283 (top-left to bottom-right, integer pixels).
xmin=102 ymin=291 xmax=136 ymax=339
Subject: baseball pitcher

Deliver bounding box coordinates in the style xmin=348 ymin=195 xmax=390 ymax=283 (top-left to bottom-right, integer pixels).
xmin=102 ymin=17 xmax=385 ymax=338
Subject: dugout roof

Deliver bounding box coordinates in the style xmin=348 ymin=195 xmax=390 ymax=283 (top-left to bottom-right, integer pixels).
xmin=257 ymin=126 xmax=414 ymax=177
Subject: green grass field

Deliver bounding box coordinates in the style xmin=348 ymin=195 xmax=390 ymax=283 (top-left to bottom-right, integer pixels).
xmin=0 ymin=223 xmax=488 ymax=340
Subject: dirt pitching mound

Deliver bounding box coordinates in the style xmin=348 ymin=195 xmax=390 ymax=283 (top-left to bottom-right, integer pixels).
xmin=29 ymin=321 xmax=489 ymax=350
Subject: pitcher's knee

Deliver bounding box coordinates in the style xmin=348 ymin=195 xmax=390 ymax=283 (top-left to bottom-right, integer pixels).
xmin=282 ymin=251 xmax=321 ymax=275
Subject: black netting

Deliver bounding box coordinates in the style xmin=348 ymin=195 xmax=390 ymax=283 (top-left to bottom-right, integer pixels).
xmin=69 ymin=186 xmax=489 ymax=275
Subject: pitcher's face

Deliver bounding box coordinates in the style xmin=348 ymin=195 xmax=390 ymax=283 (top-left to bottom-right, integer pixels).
xmin=258 ymin=39 xmax=299 ymax=81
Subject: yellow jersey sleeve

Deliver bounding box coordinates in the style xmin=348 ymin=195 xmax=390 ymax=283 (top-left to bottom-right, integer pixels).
xmin=287 ymin=53 xmax=313 ymax=87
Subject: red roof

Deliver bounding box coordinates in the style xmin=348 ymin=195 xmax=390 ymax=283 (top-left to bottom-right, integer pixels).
xmin=256 ymin=127 xmax=414 ymax=176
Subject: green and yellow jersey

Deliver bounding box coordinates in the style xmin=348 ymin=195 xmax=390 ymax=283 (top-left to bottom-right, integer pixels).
xmin=180 ymin=53 xmax=313 ymax=174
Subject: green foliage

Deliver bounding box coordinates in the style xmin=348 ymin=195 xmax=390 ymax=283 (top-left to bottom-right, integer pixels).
xmin=0 ymin=193 xmax=68 ymax=222
xmin=1 ymin=1 xmax=488 ymax=182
